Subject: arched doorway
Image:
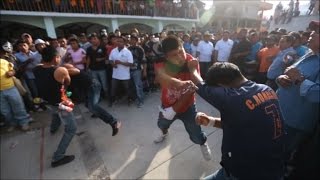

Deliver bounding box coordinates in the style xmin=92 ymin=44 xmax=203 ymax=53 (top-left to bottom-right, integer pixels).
xmin=118 ymin=23 xmax=153 ymax=34
xmin=56 ymin=22 xmax=108 ymax=37
xmin=0 ymin=21 xmax=46 ymax=40
xmin=163 ymin=24 xmax=187 ymax=33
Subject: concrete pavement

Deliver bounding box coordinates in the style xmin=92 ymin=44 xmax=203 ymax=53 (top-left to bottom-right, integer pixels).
xmin=1 ymin=92 xmax=222 ymax=179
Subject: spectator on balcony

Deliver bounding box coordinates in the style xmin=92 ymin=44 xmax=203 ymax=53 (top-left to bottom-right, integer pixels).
xmin=139 ymin=0 xmax=146 ymax=16
xmin=119 ymin=0 xmax=126 ymax=14
xmin=213 ymin=30 xmax=234 ymax=63
xmin=196 ymin=31 xmax=214 ymax=78
xmin=289 ymin=32 xmax=309 ymax=58
xmin=274 ymin=2 xmax=283 ymax=24
xmin=146 ymin=0 xmax=155 ymax=16
xmin=105 ymin=0 xmax=113 ymax=14
xmin=294 ymin=0 xmax=300 ymax=17
xmin=307 ymin=0 xmax=316 ymax=15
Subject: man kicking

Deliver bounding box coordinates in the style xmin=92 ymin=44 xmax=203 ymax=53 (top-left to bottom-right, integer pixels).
xmin=153 ymin=35 xmax=212 ymax=161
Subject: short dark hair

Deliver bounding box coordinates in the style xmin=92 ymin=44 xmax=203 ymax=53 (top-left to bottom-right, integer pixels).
xmin=41 ymin=46 xmax=59 ymax=62
xmin=16 ymin=39 xmax=28 ymax=45
xmin=130 ymin=35 xmax=139 ymax=41
xmin=289 ymin=32 xmax=301 ymax=41
xmin=206 ymin=62 xmax=243 ymax=86
xmin=161 ymin=35 xmax=181 ymax=54
xmin=281 ymin=35 xmax=294 ymax=44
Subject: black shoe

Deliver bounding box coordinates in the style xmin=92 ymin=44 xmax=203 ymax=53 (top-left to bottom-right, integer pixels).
xmin=51 ymin=155 xmax=75 ymax=168
xmin=91 ymin=114 xmax=98 ymax=118
xmin=111 ymin=121 xmax=121 ymax=136
xmin=50 ymin=129 xmax=58 ymax=135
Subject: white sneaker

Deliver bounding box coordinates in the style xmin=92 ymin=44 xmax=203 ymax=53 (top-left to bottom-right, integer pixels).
xmin=154 ymin=133 xmax=168 ymax=143
xmin=200 ymin=142 xmax=212 ymax=161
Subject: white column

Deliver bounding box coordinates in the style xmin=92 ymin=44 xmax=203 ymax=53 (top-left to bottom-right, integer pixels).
xmin=43 ymin=17 xmax=56 ymax=38
xmin=111 ymin=19 xmax=119 ymax=32
xmin=154 ymin=20 xmax=163 ymax=33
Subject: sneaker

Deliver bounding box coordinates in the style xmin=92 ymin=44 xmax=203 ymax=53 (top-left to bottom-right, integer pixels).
xmin=51 ymin=155 xmax=75 ymax=168
xmin=200 ymin=142 xmax=212 ymax=161
xmin=111 ymin=121 xmax=121 ymax=136
xmin=154 ymin=132 xmax=168 ymax=143
xmin=21 ymin=124 xmax=30 ymax=131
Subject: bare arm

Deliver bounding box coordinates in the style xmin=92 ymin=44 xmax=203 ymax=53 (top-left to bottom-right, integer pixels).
xmin=54 ymin=67 xmax=71 ymax=85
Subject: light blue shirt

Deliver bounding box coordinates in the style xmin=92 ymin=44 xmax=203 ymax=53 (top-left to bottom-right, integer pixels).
xmin=294 ymin=45 xmax=309 ymax=58
xmin=246 ymin=41 xmax=263 ymax=62
xmin=14 ymin=51 xmax=39 ymax=79
xmin=277 ymin=50 xmax=320 ymax=132
xmin=267 ymin=47 xmax=296 ymax=80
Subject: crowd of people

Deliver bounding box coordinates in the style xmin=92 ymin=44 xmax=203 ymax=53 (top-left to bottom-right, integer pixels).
xmin=272 ymin=0 xmax=319 ymax=25
xmin=0 ymin=20 xmax=319 ymax=179
xmin=1 ymin=0 xmax=199 ymax=19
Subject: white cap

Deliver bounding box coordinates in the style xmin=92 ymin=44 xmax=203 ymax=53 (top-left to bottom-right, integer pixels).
xmin=34 ymin=39 xmax=45 ymax=45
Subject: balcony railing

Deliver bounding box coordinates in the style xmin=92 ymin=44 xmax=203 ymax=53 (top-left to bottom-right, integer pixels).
xmin=0 ymin=0 xmax=199 ymax=19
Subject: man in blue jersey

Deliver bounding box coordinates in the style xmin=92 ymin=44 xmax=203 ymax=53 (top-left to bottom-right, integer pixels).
xmin=188 ymin=62 xmax=285 ymax=180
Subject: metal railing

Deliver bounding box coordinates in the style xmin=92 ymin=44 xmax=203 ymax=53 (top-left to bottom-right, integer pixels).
xmin=0 ymin=0 xmax=198 ymax=19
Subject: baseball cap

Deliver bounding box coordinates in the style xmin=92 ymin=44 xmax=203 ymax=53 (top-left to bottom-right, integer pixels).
xmin=34 ymin=39 xmax=45 ymax=45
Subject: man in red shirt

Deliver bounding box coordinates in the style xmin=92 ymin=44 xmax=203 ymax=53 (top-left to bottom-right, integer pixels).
xmin=154 ymin=35 xmax=212 ymax=161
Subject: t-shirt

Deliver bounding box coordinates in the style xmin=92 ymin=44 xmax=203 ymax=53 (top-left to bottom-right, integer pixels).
xmin=87 ymin=45 xmax=107 ymax=70
xmin=197 ymin=81 xmax=285 ymax=179
xmin=67 ymin=48 xmax=86 ymax=70
xmin=246 ymin=41 xmax=263 ymax=62
xmin=197 ymin=40 xmax=214 ymax=62
xmin=0 ymin=59 xmax=14 ymax=90
xmin=109 ymin=47 xmax=133 ymax=80
xmin=258 ymin=46 xmax=280 ymax=73
xmin=33 ymin=66 xmax=61 ymax=105
xmin=230 ymin=38 xmax=252 ymax=63
xmin=154 ymin=54 xmax=199 ymax=113
xmin=214 ymin=39 xmax=234 ymax=62
xmin=128 ymin=45 xmax=146 ymax=70
xmin=14 ymin=51 xmax=38 ymax=79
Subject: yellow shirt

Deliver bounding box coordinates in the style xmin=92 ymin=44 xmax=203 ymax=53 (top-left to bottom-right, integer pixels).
xmin=0 ymin=58 xmax=14 ymax=90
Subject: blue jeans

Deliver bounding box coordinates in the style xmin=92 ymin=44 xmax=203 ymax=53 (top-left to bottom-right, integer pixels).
xmin=204 ymin=168 xmax=239 ymax=180
xmin=90 ymin=69 xmax=108 ymax=94
xmin=130 ymin=70 xmax=144 ymax=103
xmin=157 ymin=104 xmax=207 ymax=145
xmin=0 ymin=86 xmax=30 ymax=126
xmin=87 ymin=79 xmax=116 ymax=125
xmin=49 ymin=106 xmax=77 ymax=161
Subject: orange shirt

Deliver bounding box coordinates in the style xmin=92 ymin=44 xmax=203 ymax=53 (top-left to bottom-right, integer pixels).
xmin=258 ymin=46 xmax=280 ymax=73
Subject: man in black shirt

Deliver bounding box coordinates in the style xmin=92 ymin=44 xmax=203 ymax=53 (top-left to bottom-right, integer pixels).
xmin=33 ymin=46 xmax=77 ymax=168
xmin=86 ymin=33 xmax=109 ymax=99
xmin=229 ymin=29 xmax=252 ymax=73
xmin=128 ymin=35 xmax=147 ymax=107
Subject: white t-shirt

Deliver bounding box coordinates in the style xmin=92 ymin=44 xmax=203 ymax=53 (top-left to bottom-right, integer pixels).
xmin=197 ymin=41 xmax=214 ymax=62
xmin=109 ymin=47 xmax=133 ymax=80
xmin=214 ymin=39 xmax=234 ymax=62
xmin=67 ymin=48 xmax=86 ymax=70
